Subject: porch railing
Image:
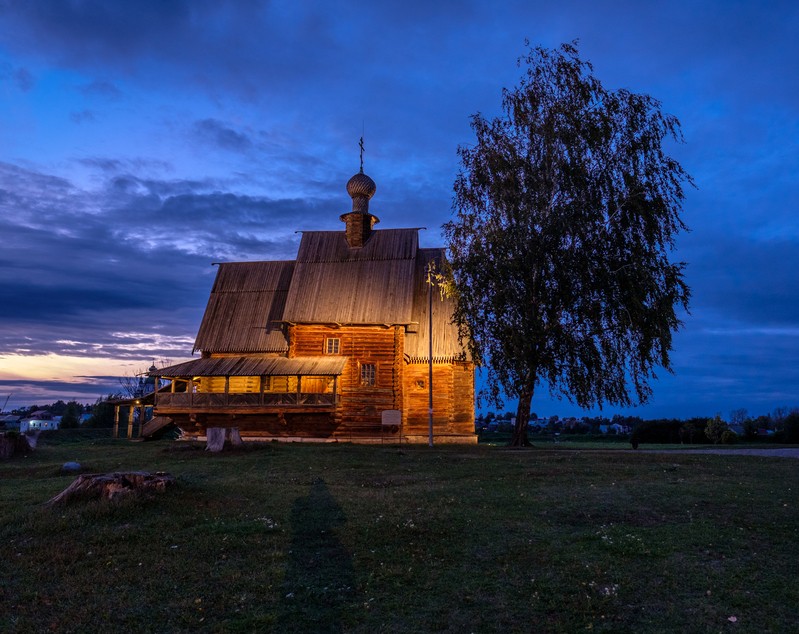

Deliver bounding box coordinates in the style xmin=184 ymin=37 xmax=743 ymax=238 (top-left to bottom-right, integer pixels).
xmin=155 ymin=392 xmax=337 ymax=409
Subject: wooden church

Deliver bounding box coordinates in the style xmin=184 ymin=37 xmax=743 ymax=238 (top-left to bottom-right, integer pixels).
xmin=149 ymin=164 xmax=475 ymax=443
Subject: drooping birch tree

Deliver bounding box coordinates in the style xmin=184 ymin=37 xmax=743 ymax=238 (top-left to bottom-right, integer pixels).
xmin=444 ymin=42 xmax=692 ymax=446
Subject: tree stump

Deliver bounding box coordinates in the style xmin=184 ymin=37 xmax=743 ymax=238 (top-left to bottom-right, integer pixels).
xmin=45 ymin=471 xmax=176 ymax=506
xmin=25 ymin=431 xmax=40 ymax=449
xmin=205 ymin=427 xmax=243 ymax=452
xmin=0 ymin=432 xmax=38 ymax=459
xmin=206 ymin=427 xmax=225 ymax=452
xmin=228 ymin=427 xmax=243 ymax=446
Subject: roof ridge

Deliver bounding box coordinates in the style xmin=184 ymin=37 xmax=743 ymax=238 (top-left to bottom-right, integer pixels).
xmin=296 ymin=257 xmax=415 ymax=263
xmin=211 ymin=289 xmax=290 ymax=293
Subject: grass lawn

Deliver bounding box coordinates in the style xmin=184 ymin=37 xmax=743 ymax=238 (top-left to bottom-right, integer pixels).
xmin=1 ymin=431 xmax=797 ymax=633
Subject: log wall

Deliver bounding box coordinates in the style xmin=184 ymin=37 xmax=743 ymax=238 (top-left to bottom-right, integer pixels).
xmin=171 ymin=411 xmax=339 ymax=440
xmin=291 ymin=324 xmax=402 ymax=431
xmin=401 ymin=361 xmax=474 ymax=435
xmin=163 ymin=324 xmax=475 ymax=442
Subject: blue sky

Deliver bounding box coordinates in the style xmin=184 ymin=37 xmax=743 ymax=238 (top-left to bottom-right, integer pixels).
xmin=0 ymin=1 xmax=797 ymax=420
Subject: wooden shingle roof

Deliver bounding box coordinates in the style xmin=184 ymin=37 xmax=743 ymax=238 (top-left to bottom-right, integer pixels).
xmin=152 ymin=356 xmax=347 ymax=378
xmin=282 ymin=229 xmax=417 ymax=324
xmin=191 ymin=229 xmax=469 ymax=362
xmin=295 ymin=229 xmax=417 ymax=262
xmin=404 ymin=248 xmax=469 ymax=363
xmin=193 ymin=261 xmax=293 ymax=354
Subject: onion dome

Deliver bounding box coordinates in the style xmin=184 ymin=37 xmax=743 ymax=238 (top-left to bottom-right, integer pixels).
xmin=341 ymin=170 xmax=379 ymax=247
xmin=346 ymin=171 xmax=376 ymax=214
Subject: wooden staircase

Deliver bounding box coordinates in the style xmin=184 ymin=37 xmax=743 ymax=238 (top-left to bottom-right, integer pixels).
xmin=140 ymin=416 xmax=174 ymax=439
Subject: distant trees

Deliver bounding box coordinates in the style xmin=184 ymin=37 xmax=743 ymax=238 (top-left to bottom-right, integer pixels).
xmin=59 ymin=402 xmax=82 ymax=429
xmin=729 ymin=408 xmax=748 ymax=427
xmin=771 ymin=407 xmax=790 ymax=431
xmin=783 ymin=412 xmax=799 ymax=443
xmin=476 ymin=408 xmax=799 ymax=445
xmin=118 ymin=361 xmax=170 ymax=399
xmin=49 ymin=400 xmax=68 ymax=416
xmin=630 ymin=419 xmax=685 ymax=446
xmin=680 ymin=418 xmax=705 ymax=444
xmin=119 ymin=372 xmax=150 ymax=399
xmin=4 ymin=397 xmax=139 ymax=429
xmin=742 ymin=416 xmax=761 ymax=440
xmin=728 ymin=407 xmax=799 ymax=442
xmin=86 ymin=394 xmax=122 ymax=428
xmin=705 ymin=415 xmax=729 ymax=444
xmin=10 ymin=400 xmax=88 ymax=425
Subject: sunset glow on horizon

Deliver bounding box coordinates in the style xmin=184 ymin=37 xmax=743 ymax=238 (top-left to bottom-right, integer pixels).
xmin=0 ymin=352 xmax=194 ymax=409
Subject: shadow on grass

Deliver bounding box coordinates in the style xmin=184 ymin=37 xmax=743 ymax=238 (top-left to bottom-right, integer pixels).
xmin=278 ymin=478 xmax=355 ymax=633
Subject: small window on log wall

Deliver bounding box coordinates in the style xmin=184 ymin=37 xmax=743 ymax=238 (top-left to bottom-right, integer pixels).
xmin=360 ymin=363 xmax=376 ymax=386
xmin=325 ymin=338 xmax=341 ymax=354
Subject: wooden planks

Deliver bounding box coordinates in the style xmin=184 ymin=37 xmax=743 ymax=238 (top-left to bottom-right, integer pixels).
xmin=402 ymin=362 xmax=475 ymax=434
xmin=194 ymin=261 xmax=294 ymax=353
xmin=403 ymin=248 xmax=470 ymax=362
xmin=292 ymin=324 xmax=399 ymax=425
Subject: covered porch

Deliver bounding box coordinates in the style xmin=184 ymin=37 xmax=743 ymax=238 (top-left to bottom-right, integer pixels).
xmin=149 ymin=355 xmax=347 ymax=415
xmin=110 ymin=392 xmax=156 ymax=439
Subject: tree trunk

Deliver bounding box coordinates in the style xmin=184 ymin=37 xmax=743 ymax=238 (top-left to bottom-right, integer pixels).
xmin=509 ymin=386 xmax=534 ymax=447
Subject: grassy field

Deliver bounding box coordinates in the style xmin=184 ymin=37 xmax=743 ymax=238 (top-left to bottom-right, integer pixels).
xmin=1 ymin=432 xmax=797 ymax=633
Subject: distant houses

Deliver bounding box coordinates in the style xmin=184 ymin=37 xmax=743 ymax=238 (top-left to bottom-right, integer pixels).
xmin=1 ymin=410 xmax=62 ymax=432
xmin=20 ymin=410 xmax=60 ymax=432
xmin=0 ymin=401 xmax=94 ymax=433
xmin=476 ymin=414 xmax=632 ymax=436
xmin=20 ymin=418 xmax=60 ymax=432
xmin=598 ymin=423 xmax=630 ymax=435
xmin=0 ymin=414 xmax=21 ymax=430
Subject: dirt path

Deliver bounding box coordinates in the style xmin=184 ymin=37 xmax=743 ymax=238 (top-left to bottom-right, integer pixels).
xmin=641 ymin=447 xmax=799 ymax=459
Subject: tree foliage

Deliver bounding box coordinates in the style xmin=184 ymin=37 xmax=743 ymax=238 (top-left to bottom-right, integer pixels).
xmin=782 ymin=412 xmax=799 ymax=443
xmin=704 ymin=415 xmax=729 ymax=445
xmin=729 ymin=408 xmax=748 ymax=426
xmin=444 ymin=42 xmax=692 ymax=446
xmin=86 ymin=394 xmax=122 ymax=428
xmin=59 ymin=401 xmax=82 ymax=429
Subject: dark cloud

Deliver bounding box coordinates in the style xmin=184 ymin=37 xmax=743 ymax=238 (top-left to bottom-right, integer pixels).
xmin=78 ymin=79 xmax=122 ymax=98
xmin=13 ymin=66 xmax=33 ymax=91
xmin=0 ymin=161 xmax=325 ymax=362
xmin=0 ymin=0 xmax=198 ymax=65
xmin=70 ymin=109 xmax=95 ymax=124
xmin=0 ymin=279 xmax=153 ymax=319
xmin=0 ymin=62 xmax=34 ymax=91
xmin=193 ymin=119 xmax=254 ymax=153
xmin=77 ymin=157 xmax=124 ymax=173
xmin=0 ymin=378 xmax=117 ymax=407
xmin=681 ymin=231 xmax=799 ymax=328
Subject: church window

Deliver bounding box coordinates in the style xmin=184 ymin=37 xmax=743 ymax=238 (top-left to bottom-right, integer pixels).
xmin=325 ymin=338 xmax=341 ymax=354
xmin=360 ymin=363 xmax=376 ymax=386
